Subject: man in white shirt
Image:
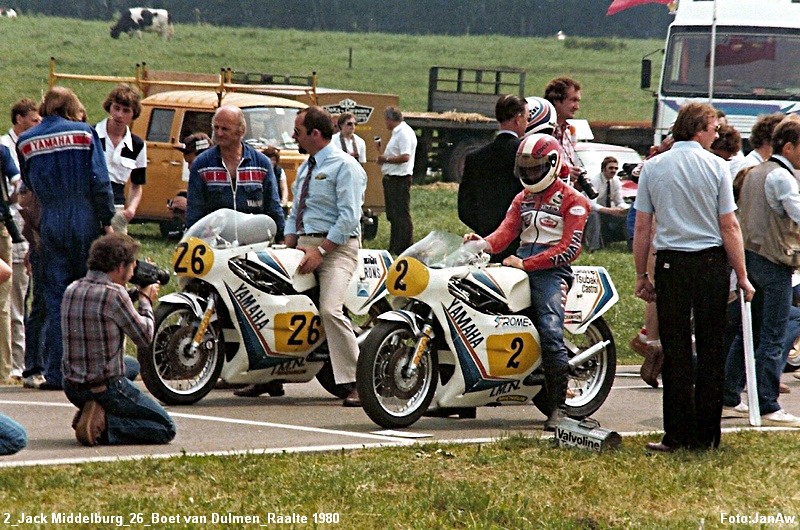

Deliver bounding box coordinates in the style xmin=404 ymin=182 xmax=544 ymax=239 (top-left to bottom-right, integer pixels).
xmin=375 ymin=107 xmax=417 ymax=255
xmin=95 ymin=84 xmax=147 ymax=234
xmin=0 ymin=98 xmax=40 ymax=381
xmin=584 ymin=156 xmax=628 ymax=250
xmin=332 ymin=113 xmax=367 ymax=164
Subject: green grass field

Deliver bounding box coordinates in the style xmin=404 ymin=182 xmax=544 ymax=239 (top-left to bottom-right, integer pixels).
xmin=0 ymin=16 xmax=662 ymax=124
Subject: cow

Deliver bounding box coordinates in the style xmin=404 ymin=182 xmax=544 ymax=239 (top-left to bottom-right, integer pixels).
xmin=110 ymin=8 xmax=173 ymax=40
xmin=0 ymin=8 xmax=18 ymax=18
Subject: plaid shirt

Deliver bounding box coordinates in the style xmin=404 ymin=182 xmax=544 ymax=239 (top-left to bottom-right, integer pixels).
xmin=61 ymin=270 xmax=154 ymax=385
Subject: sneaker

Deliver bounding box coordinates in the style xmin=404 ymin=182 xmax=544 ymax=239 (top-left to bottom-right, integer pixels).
xmin=794 ymin=372 xmax=800 ymax=381
xmin=722 ymin=402 xmax=749 ymax=418
xmin=22 ymin=374 xmax=46 ymax=389
xmin=761 ymin=409 xmax=800 ymax=427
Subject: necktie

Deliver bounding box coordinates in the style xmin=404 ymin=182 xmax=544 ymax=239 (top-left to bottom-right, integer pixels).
xmin=605 ymin=180 xmax=611 ymax=207
xmin=294 ymin=156 xmax=316 ymax=233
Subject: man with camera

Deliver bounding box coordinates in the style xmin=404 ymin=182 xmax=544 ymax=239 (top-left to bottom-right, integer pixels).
xmin=62 ymin=233 xmax=175 ymax=446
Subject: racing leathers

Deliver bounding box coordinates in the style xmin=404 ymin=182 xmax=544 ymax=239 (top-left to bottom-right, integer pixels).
xmin=17 ymin=115 xmax=115 ymax=388
xmin=485 ymin=178 xmax=590 ymax=415
xmin=186 ymin=143 xmax=285 ymax=241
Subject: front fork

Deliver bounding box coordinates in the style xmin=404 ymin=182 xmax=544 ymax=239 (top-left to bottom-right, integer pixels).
xmin=189 ymin=296 xmax=216 ymax=357
xmin=403 ymin=309 xmax=435 ymax=378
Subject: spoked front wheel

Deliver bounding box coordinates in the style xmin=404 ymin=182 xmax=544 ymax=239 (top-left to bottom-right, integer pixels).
xmin=356 ymin=322 xmax=438 ymax=428
xmin=139 ymin=303 xmax=224 ymax=405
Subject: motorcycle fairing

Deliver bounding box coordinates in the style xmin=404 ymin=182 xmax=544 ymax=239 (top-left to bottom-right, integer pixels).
xmin=224 ymin=282 xmax=325 ymax=372
xmin=253 ymin=249 xmax=317 ymax=293
xmin=466 ymin=268 xmax=532 ymax=312
xmin=439 ymin=299 xmax=542 ymax=394
xmin=564 ymin=266 xmax=619 ymax=333
xmin=345 ymin=249 xmax=394 ymax=314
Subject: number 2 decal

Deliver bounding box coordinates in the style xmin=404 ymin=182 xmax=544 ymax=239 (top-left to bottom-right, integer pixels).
xmin=287 ymin=314 xmax=322 ymax=346
xmin=392 ymin=260 xmax=409 ymax=292
xmin=507 ymin=337 xmax=523 ymax=369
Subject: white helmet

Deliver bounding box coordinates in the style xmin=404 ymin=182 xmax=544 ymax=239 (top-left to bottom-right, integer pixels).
xmin=524 ymin=96 xmax=557 ymax=136
xmin=515 ymin=133 xmax=561 ymax=193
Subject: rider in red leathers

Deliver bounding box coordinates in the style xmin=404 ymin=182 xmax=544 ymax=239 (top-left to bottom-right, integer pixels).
xmin=466 ymin=133 xmax=590 ymax=431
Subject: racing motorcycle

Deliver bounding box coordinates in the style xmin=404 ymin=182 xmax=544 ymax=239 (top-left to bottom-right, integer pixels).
xmin=138 ymin=209 xmax=392 ymax=405
xmin=356 ymin=231 xmax=618 ymax=428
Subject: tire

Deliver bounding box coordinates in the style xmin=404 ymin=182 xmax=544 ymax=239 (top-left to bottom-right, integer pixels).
xmin=443 ymin=138 xmax=485 ymax=183
xmin=139 ymin=302 xmax=224 ymax=405
xmin=533 ymin=317 xmax=616 ymax=419
xmin=315 ymin=357 xmax=353 ymax=399
xmin=356 ymin=321 xmax=438 ymax=428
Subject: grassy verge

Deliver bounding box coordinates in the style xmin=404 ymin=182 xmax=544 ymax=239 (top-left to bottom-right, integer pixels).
xmin=2 ymin=431 xmax=799 ymax=528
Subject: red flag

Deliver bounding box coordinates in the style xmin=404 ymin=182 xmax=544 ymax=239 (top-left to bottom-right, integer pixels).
xmin=607 ymin=0 xmax=672 ymax=16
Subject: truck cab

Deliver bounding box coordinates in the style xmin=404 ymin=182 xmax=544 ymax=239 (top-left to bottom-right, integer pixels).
xmin=130 ymin=90 xmax=307 ymax=236
xmin=645 ymin=0 xmax=800 ymax=143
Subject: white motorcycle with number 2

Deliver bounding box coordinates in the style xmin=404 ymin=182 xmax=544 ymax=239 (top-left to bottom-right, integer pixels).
xmin=356 ymin=231 xmax=618 ymax=429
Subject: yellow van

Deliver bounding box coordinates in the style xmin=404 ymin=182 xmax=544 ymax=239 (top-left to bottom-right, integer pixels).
xmin=130 ymin=90 xmax=307 ymax=237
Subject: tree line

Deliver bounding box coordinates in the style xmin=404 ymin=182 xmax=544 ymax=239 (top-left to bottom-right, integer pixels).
xmin=13 ymin=0 xmax=672 ymax=39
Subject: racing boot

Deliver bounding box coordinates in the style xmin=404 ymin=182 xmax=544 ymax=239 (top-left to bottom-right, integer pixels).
xmin=543 ymin=366 xmax=569 ymax=432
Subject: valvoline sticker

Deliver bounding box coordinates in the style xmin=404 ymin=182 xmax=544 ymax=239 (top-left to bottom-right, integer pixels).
xmin=569 ymin=205 xmax=587 ymax=216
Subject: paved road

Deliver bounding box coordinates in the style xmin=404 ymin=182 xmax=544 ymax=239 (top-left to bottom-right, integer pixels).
xmin=1 ymin=367 xmax=798 ymax=467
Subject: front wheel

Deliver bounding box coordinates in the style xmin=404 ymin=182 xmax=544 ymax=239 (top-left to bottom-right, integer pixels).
xmin=534 ymin=317 xmax=616 ymax=419
xmin=139 ymin=302 xmax=225 ymax=405
xmin=357 ymin=321 xmax=438 ymax=428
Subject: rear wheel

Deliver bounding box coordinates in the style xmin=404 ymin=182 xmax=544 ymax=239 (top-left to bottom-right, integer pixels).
xmin=139 ymin=303 xmax=224 ymax=405
xmin=534 ymin=317 xmax=616 ymax=418
xmin=356 ymin=321 xmax=438 ymax=428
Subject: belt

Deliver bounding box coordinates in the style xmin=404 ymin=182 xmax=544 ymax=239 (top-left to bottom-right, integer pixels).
xmin=65 ymin=379 xmax=109 ymax=392
xmin=299 ymin=233 xmax=358 ymax=239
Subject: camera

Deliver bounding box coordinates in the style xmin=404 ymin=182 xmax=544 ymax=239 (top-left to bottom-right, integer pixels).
xmin=576 ymin=170 xmax=599 ymax=200
xmin=130 ymin=260 xmax=171 ymax=287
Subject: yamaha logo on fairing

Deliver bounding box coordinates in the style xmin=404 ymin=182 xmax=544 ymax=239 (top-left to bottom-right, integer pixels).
xmin=232 ymin=283 xmax=271 ymax=330
xmin=445 ymin=299 xmax=484 ymax=349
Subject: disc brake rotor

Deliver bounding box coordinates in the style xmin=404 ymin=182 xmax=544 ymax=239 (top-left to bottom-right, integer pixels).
xmin=164 ymin=325 xmax=212 ymax=379
xmin=384 ymin=347 xmax=423 ymax=400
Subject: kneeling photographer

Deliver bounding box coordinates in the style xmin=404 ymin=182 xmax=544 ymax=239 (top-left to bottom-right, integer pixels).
xmin=62 ymin=233 xmax=175 ymax=446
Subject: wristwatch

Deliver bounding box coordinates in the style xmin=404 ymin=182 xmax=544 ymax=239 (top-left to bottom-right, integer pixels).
xmin=317 ymin=246 xmax=327 ymax=256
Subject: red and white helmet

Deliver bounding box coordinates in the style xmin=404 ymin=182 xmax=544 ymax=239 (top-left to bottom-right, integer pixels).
xmin=524 ymin=96 xmax=557 ymax=136
xmin=515 ymin=133 xmax=561 ymax=193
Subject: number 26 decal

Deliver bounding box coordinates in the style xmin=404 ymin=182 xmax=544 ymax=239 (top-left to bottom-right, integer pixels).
xmin=172 ymin=237 xmax=214 ymax=277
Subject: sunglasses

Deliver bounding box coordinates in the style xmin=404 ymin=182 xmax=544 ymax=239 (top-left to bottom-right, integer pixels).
xmin=345 ymin=122 xmax=356 ymax=126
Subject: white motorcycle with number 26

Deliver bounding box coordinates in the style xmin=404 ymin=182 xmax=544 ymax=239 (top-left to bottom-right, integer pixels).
xmin=139 ymin=209 xmax=392 ymax=405
xmin=356 ymin=231 xmax=618 ymax=429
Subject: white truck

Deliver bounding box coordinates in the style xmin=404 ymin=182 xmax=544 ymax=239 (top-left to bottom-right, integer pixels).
xmin=642 ymin=0 xmax=800 ymax=144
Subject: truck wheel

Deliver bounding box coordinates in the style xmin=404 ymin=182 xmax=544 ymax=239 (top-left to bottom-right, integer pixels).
xmin=444 ymin=138 xmax=485 ymax=183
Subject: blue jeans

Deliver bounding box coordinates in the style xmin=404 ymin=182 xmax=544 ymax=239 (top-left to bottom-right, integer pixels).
xmin=724 ymin=251 xmax=792 ymax=414
xmin=0 ymin=413 xmax=27 ymax=455
xmin=518 ymin=244 xmax=572 ymax=410
xmin=64 ymin=377 xmax=176 ymax=445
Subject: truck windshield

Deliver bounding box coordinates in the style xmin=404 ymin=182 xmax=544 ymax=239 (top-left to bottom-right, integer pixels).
xmin=242 ymin=107 xmax=300 ymax=150
xmin=662 ymin=27 xmax=800 ymax=99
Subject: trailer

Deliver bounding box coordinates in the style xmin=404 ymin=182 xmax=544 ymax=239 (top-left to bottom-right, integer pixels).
xmin=405 ymin=66 xmax=524 ymax=182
